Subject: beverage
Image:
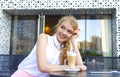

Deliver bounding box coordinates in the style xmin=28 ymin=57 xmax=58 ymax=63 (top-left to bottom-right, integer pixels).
xmin=67 ymin=51 xmax=76 ymax=69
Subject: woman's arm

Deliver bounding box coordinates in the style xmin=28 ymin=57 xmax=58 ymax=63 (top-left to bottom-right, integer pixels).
xmin=70 ymin=29 xmax=87 ymax=71
xmin=36 ymin=33 xmax=69 ymax=73
xmin=71 ymin=40 xmax=83 ymax=65
xmin=71 ymin=39 xmax=87 ymax=71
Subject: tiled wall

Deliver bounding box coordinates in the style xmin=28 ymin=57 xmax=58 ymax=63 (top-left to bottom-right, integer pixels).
xmin=0 ymin=9 xmax=11 ymax=54
xmin=0 ymin=0 xmax=120 ymax=57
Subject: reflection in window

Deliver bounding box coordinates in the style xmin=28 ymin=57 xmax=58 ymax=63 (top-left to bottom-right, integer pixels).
xmin=11 ymin=16 xmax=37 ymax=55
xmin=44 ymin=15 xmax=112 ymax=58
xmin=76 ymin=15 xmax=112 ymax=58
xmin=101 ymin=16 xmax=112 ymax=57
xmin=86 ymin=19 xmax=102 ymax=56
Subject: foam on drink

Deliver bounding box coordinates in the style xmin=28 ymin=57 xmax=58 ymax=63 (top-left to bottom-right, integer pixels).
xmin=67 ymin=51 xmax=76 ymax=56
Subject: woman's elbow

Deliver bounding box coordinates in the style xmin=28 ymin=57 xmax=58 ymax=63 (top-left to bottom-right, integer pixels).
xmin=38 ymin=64 xmax=48 ymax=72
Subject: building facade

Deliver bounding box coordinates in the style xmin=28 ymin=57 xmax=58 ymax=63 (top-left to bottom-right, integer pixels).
xmin=0 ymin=0 xmax=120 ymax=68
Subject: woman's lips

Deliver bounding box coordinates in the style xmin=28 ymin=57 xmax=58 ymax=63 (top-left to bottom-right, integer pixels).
xmin=59 ymin=34 xmax=66 ymax=39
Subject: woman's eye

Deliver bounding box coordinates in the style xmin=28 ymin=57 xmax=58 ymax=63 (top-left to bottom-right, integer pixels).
xmin=68 ymin=30 xmax=73 ymax=34
xmin=61 ymin=26 xmax=65 ymax=30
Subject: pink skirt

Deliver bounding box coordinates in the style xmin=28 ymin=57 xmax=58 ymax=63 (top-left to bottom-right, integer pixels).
xmin=11 ymin=70 xmax=36 ymax=77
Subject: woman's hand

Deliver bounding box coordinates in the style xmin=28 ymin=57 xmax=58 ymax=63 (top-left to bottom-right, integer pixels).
xmin=76 ymin=64 xmax=87 ymax=71
xmin=79 ymin=65 xmax=87 ymax=71
xmin=71 ymin=28 xmax=80 ymax=41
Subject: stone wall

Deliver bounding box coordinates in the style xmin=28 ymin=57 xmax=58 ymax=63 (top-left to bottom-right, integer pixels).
xmin=0 ymin=9 xmax=11 ymax=54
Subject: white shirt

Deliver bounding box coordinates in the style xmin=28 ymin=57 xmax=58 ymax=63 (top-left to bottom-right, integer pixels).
xmin=18 ymin=34 xmax=62 ymax=77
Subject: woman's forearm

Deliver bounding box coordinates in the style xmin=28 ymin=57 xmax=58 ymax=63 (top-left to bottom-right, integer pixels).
xmin=70 ymin=39 xmax=83 ymax=65
xmin=71 ymin=40 xmax=87 ymax=71
xmin=38 ymin=64 xmax=69 ymax=73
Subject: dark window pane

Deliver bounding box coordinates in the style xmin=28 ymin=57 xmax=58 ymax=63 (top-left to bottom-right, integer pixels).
xmin=11 ymin=15 xmax=37 ymax=55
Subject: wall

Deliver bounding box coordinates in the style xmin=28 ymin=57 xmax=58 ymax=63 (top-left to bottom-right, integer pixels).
xmin=0 ymin=9 xmax=11 ymax=54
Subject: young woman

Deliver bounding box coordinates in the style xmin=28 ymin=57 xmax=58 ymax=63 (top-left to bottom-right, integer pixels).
xmin=11 ymin=16 xmax=87 ymax=77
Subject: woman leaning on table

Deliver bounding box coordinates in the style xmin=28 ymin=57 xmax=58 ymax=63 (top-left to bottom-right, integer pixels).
xmin=11 ymin=16 xmax=87 ymax=77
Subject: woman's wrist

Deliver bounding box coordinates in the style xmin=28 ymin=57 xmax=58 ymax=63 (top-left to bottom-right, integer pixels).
xmin=70 ymin=39 xmax=76 ymax=46
xmin=75 ymin=64 xmax=87 ymax=70
xmin=70 ymin=40 xmax=78 ymax=51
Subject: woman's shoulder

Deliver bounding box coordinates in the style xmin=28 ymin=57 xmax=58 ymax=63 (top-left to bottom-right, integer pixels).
xmin=37 ymin=33 xmax=49 ymax=45
xmin=37 ymin=33 xmax=53 ymax=46
xmin=39 ymin=33 xmax=47 ymax=36
xmin=39 ymin=33 xmax=53 ymax=38
xmin=38 ymin=33 xmax=53 ymax=41
xmin=38 ymin=33 xmax=48 ymax=38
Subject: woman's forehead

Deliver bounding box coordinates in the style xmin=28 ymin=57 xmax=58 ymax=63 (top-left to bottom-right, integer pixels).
xmin=60 ymin=21 xmax=74 ymax=31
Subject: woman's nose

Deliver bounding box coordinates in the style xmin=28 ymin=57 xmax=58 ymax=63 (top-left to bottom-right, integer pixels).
xmin=62 ymin=30 xmax=68 ymax=35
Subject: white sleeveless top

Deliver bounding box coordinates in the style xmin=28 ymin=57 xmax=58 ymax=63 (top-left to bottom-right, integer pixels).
xmin=18 ymin=34 xmax=63 ymax=77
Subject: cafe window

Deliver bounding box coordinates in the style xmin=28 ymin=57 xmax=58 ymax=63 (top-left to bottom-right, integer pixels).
xmin=44 ymin=14 xmax=112 ymax=58
xmin=10 ymin=15 xmax=38 ymax=55
xmin=76 ymin=14 xmax=112 ymax=58
xmin=11 ymin=14 xmax=112 ymax=58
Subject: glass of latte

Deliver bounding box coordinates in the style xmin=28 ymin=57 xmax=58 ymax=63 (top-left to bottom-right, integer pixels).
xmin=67 ymin=51 xmax=76 ymax=69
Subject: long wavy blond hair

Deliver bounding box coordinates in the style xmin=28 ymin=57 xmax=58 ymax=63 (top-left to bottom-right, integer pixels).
xmin=53 ymin=16 xmax=78 ymax=65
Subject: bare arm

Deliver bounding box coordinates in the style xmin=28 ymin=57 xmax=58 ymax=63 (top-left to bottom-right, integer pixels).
xmin=71 ymin=39 xmax=87 ymax=71
xmin=70 ymin=29 xmax=87 ymax=71
xmin=71 ymin=40 xmax=83 ymax=65
xmin=36 ymin=33 xmax=69 ymax=73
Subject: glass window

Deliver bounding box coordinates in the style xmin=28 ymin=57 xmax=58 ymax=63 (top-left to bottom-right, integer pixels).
xmin=86 ymin=19 xmax=102 ymax=56
xmin=76 ymin=15 xmax=112 ymax=58
xmin=11 ymin=15 xmax=38 ymax=55
xmin=44 ymin=15 xmax=61 ymax=35
xmin=44 ymin=15 xmax=112 ymax=58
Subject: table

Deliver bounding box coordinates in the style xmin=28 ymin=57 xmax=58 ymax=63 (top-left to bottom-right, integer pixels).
xmin=49 ymin=70 xmax=120 ymax=77
xmin=49 ymin=71 xmax=86 ymax=77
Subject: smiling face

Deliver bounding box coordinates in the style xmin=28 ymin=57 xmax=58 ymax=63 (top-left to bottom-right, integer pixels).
xmin=56 ymin=20 xmax=74 ymax=44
